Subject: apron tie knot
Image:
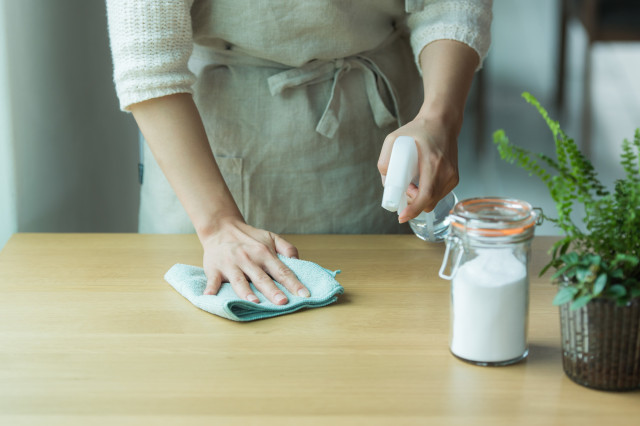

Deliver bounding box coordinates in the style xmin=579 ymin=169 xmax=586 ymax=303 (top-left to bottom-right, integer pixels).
xmin=267 ymin=55 xmax=401 ymax=139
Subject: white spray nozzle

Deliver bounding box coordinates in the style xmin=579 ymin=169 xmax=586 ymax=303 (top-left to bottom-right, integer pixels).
xmin=381 ymin=136 xmax=419 ymax=213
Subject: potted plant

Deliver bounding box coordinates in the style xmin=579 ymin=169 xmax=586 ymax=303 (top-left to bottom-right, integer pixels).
xmin=493 ymin=92 xmax=640 ymax=391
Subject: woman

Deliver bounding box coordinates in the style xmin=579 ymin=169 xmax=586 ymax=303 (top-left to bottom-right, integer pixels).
xmin=106 ymin=0 xmax=492 ymax=305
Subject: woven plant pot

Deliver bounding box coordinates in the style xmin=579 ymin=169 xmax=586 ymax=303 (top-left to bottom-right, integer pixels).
xmin=559 ymin=297 xmax=640 ymax=391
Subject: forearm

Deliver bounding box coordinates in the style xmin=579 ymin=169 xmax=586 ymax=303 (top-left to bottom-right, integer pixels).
xmin=130 ymin=93 xmax=242 ymax=240
xmin=417 ymin=39 xmax=479 ymax=133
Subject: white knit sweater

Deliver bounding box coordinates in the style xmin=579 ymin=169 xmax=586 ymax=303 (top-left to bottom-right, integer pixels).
xmin=106 ymin=0 xmax=492 ymax=111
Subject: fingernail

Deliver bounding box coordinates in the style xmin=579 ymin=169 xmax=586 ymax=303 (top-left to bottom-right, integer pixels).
xmin=298 ymin=288 xmax=311 ymax=298
xmin=247 ymin=294 xmax=260 ymax=303
xmin=398 ymin=216 xmax=407 ymax=223
xmin=274 ymin=293 xmax=287 ymax=304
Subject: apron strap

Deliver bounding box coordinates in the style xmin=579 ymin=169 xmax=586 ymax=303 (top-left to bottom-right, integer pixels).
xmin=191 ymin=31 xmax=404 ymax=139
xmin=267 ymin=55 xmax=401 ymax=139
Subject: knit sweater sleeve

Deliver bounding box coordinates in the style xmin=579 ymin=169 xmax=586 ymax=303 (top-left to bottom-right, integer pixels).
xmin=106 ymin=0 xmax=196 ymax=111
xmin=407 ymin=0 xmax=493 ymax=71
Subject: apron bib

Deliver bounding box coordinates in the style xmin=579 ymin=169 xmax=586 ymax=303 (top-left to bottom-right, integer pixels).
xmin=138 ymin=30 xmax=422 ymax=234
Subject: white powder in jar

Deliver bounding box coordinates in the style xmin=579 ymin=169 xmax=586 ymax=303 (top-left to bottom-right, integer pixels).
xmin=450 ymin=248 xmax=528 ymax=363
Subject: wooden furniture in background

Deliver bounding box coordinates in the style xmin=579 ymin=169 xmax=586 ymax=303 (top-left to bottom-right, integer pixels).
xmin=557 ymin=0 xmax=640 ymax=157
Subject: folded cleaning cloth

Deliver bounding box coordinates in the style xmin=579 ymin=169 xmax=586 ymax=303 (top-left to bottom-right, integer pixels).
xmin=164 ymin=255 xmax=344 ymax=321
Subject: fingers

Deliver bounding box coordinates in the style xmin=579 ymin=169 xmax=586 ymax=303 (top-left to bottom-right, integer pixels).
xmin=399 ymin=182 xmax=435 ymax=223
xmin=208 ymin=261 xmax=310 ymax=305
xmin=399 ymin=173 xmax=458 ymax=222
xmin=264 ymin=257 xmax=310 ymax=298
xmin=399 ymin=178 xmax=434 ymax=222
xmin=273 ymin=234 xmax=299 ymax=259
xmin=227 ymin=270 xmax=260 ymax=303
xmin=203 ymin=271 xmax=223 ymax=295
xmin=205 ymin=268 xmax=260 ymax=302
xmin=242 ymin=263 xmax=290 ymax=305
xmin=204 ymin=255 xmax=310 ymax=305
xmin=399 ymin=191 xmax=435 ymax=223
xmin=405 ymin=184 xmax=419 ymax=203
xmin=271 ymin=234 xmax=310 ymax=297
xmin=398 ymin=156 xmax=458 ymax=223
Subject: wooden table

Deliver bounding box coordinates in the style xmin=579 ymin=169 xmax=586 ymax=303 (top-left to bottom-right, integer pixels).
xmin=0 ymin=234 xmax=638 ymax=425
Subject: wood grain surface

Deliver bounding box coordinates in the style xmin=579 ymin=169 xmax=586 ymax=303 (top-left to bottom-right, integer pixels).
xmin=0 ymin=233 xmax=638 ymax=425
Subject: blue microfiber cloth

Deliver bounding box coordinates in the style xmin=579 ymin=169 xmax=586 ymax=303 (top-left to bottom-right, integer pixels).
xmin=164 ymin=255 xmax=344 ymax=321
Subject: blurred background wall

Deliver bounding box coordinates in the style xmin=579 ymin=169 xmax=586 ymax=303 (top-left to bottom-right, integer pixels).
xmin=0 ymin=0 xmax=139 ymax=249
xmin=0 ymin=0 xmax=639 ymax=249
xmin=0 ymin=1 xmax=15 ymax=249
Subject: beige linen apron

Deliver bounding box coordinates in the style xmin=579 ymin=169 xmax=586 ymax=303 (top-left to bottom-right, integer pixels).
xmin=138 ymin=0 xmax=423 ymax=234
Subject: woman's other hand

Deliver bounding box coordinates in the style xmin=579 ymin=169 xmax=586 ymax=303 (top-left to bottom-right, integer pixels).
xmin=200 ymin=217 xmax=310 ymax=304
xmin=378 ymin=113 xmax=460 ymax=223
xmin=378 ymin=39 xmax=479 ymax=223
xmin=130 ymin=94 xmax=308 ymax=304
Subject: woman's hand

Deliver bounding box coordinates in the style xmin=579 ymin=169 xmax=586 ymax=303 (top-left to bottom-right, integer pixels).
xmin=130 ymin=94 xmax=309 ymax=304
xmin=377 ymin=39 xmax=479 ymax=223
xmin=200 ymin=217 xmax=310 ymax=304
xmin=378 ymin=112 xmax=460 ymax=223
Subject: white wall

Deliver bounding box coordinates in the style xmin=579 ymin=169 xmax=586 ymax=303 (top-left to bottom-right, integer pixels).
xmin=0 ymin=2 xmax=16 ymax=249
xmin=487 ymin=0 xmax=560 ymax=103
xmin=1 ymin=0 xmax=139 ymax=244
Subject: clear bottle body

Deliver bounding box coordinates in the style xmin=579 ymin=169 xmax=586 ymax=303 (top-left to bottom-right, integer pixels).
xmin=408 ymin=192 xmax=457 ymax=242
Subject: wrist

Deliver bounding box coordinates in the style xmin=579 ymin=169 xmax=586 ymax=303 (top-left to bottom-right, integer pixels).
xmin=416 ymin=99 xmax=464 ymax=134
xmin=194 ymin=213 xmax=245 ymax=244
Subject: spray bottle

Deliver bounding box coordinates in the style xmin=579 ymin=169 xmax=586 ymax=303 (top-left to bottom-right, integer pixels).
xmin=381 ymin=136 xmax=457 ymax=242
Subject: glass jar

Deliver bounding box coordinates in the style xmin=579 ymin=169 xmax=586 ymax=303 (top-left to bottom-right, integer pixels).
xmin=439 ymin=197 xmax=538 ymax=366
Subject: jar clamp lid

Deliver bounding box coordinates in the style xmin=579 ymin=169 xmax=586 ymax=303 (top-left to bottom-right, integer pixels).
xmin=439 ymin=197 xmax=540 ymax=280
xmin=450 ymin=197 xmax=538 ymax=242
